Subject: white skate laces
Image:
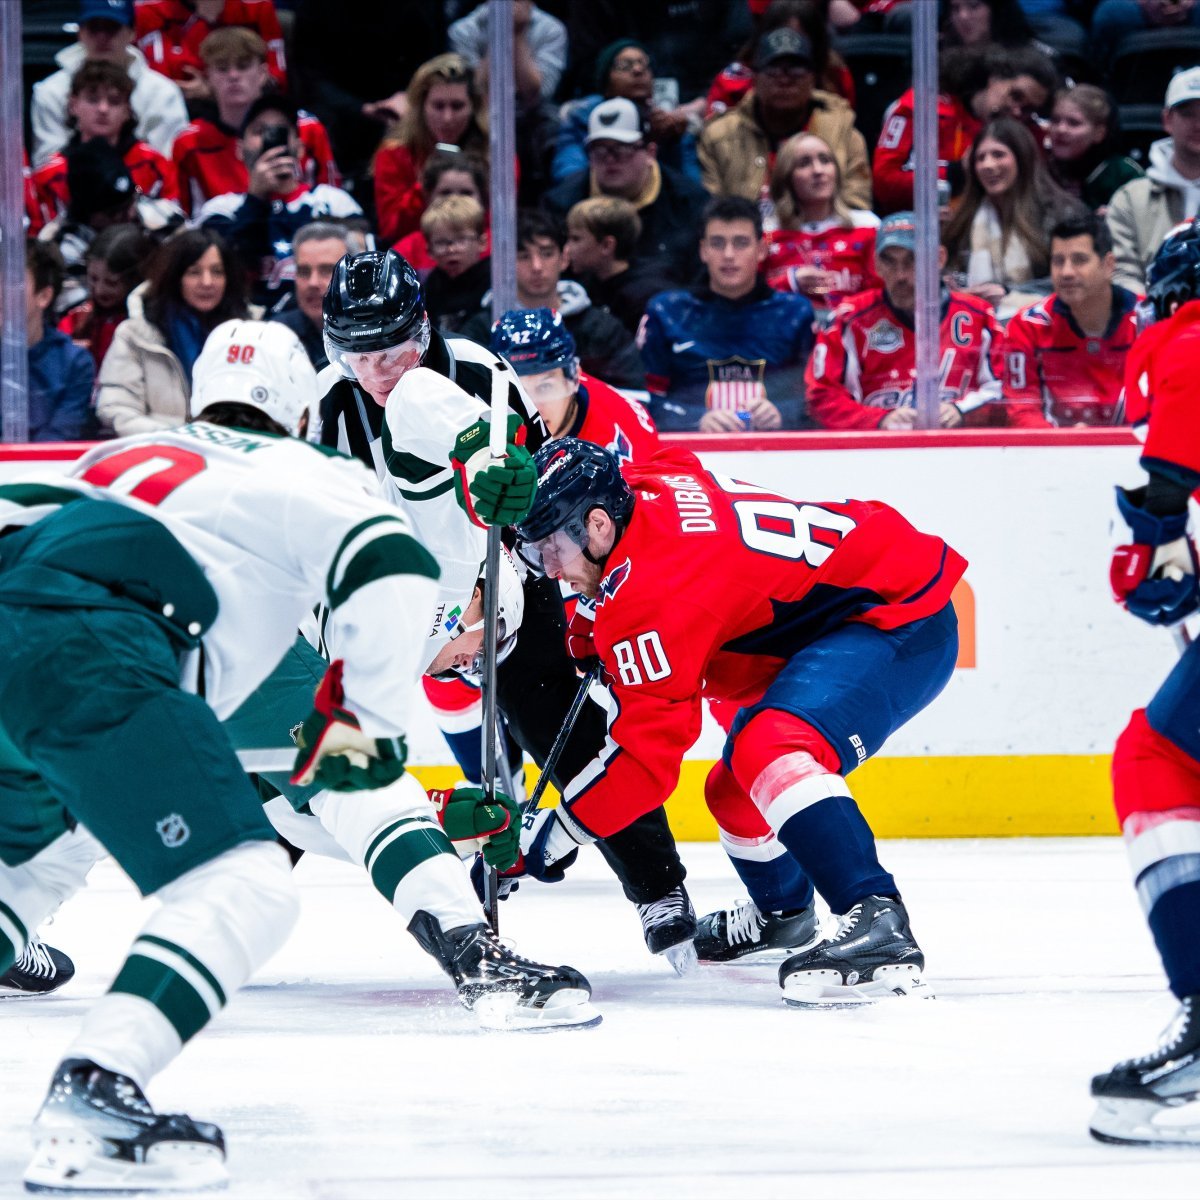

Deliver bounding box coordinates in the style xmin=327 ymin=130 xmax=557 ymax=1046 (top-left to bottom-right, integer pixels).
xmin=14 ymin=938 xmax=57 ymax=980
xmin=725 ymin=900 xmax=765 ymax=946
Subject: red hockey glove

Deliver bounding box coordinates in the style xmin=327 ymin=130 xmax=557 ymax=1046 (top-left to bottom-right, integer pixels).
xmin=565 ymin=596 xmax=599 ymax=667
xmin=1110 ymin=487 xmax=1199 ymax=627
xmin=291 ymin=660 xmax=407 ymax=790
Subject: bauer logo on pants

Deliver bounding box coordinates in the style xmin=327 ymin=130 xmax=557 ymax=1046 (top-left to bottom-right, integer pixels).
xmin=156 ymin=814 xmax=191 ymax=848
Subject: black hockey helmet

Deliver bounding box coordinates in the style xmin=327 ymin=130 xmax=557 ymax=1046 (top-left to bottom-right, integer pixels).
xmin=1143 ymin=219 xmax=1200 ymax=327
xmin=322 ymin=250 xmax=430 ymax=375
xmin=515 ymin=437 xmax=634 ymax=570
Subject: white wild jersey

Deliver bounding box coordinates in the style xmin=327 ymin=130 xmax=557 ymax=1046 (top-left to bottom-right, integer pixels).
xmin=320 ymin=337 xmax=543 ymax=669
xmin=1 ymin=423 xmax=437 ymax=730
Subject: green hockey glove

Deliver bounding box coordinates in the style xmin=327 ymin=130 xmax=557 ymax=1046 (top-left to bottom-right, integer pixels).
xmin=450 ymin=413 xmax=537 ymax=527
xmin=291 ymin=660 xmax=408 ymax=791
xmin=428 ymin=786 xmax=521 ymax=870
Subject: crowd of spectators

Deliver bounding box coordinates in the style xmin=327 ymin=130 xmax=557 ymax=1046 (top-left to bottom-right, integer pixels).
xmin=14 ymin=0 xmax=1200 ymax=441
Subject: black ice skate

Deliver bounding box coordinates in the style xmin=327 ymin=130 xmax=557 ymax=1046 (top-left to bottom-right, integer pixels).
xmin=778 ymin=894 xmax=928 ymax=1006
xmin=1089 ymin=995 xmax=1200 ymax=1146
xmin=694 ymin=899 xmax=820 ymax=963
xmin=0 ymin=938 xmax=75 ymax=997
xmin=637 ymin=884 xmax=698 ymax=975
xmin=408 ymin=910 xmax=602 ymax=1031
xmin=23 ymin=1059 xmax=227 ymax=1193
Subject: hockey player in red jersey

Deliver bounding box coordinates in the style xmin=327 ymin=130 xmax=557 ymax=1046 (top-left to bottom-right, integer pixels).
xmin=1090 ymin=220 xmax=1200 ymax=1145
xmin=490 ymin=307 xmax=659 ymax=460
xmin=1002 ymin=213 xmax=1138 ymax=428
xmin=420 ymin=306 xmax=662 ymax=874
xmin=513 ymin=438 xmax=966 ymax=1004
xmin=806 ymin=212 xmax=1003 ymax=430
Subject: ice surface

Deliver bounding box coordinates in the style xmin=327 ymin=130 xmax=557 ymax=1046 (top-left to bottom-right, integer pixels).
xmin=3 ymin=838 xmax=1199 ymax=1198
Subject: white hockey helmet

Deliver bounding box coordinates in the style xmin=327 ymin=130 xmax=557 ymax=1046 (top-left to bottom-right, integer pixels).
xmin=430 ymin=547 xmax=527 ymax=682
xmin=192 ymin=320 xmax=318 ymax=437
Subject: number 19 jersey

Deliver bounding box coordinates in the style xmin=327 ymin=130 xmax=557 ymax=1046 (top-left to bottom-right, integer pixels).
xmin=565 ymin=449 xmax=966 ymax=835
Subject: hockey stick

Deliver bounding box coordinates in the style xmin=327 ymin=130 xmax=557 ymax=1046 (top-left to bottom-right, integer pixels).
xmin=479 ymin=361 xmax=520 ymax=933
xmin=522 ymin=663 xmax=602 ymax=818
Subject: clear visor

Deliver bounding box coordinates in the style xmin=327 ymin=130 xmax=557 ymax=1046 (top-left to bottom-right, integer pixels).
xmin=325 ymin=316 xmax=431 ymax=389
xmin=517 ymin=525 xmax=588 ymax=577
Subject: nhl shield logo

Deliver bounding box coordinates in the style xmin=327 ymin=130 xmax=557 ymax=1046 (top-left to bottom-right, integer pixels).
xmin=866 ymin=319 xmax=903 ymax=354
xmin=156 ymin=813 xmax=190 ymax=848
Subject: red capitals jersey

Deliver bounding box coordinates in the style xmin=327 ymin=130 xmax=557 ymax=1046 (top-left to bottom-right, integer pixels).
xmin=562 ymin=449 xmax=966 ymax=837
xmin=171 ymin=113 xmax=338 ymax=216
xmin=1124 ymin=299 xmax=1200 ymax=493
xmin=135 ymin=0 xmax=287 ymax=91
xmin=32 ymin=141 xmax=179 ymax=219
xmin=805 ymin=289 xmax=1003 ymax=429
xmin=1002 ymin=289 xmax=1138 ymax=428
xmin=568 ymin=372 xmax=660 ymax=465
xmin=873 ymin=90 xmax=980 ymax=214
xmin=765 ymin=218 xmax=881 ymax=313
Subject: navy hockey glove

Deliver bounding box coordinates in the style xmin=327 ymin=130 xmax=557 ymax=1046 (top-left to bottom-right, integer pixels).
xmin=1110 ymin=487 xmax=1200 ymax=626
xmin=469 ymin=853 xmax=522 ymax=904
xmin=428 ymin=787 xmax=520 ymax=870
xmin=450 ymin=413 xmax=536 ymax=528
xmin=519 ymin=805 xmax=592 ymax=883
xmin=291 ymin=661 xmax=408 ymax=790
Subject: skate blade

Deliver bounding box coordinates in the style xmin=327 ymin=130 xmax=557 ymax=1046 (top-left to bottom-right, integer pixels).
xmin=782 ymin=964 xmax=932 ymax=1008
xmin=24 ymin=1133 xmax=228 ymax=1193
xmin=663 ymin=941 xmax=699 ymax=976
xmin=473 ymin=988 xmax=603 ymax=1033
xmin=1089 ymin=1096 xmax=1200 ymax=1147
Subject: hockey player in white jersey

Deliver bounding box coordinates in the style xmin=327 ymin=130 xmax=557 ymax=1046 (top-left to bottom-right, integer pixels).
xmin=0 ymin=320 xmax=584 ymax=1193
xmin=317 ymin=251 xmax=695 ymax=962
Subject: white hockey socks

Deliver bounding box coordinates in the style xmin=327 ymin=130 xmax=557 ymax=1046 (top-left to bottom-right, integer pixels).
xmin=67 ymin=840 xmax=298 ymax=1088
xmin=0 ymin=827 xmax=104 ymax=968
xmin=311 ymin=773 xmax=482 ymax=930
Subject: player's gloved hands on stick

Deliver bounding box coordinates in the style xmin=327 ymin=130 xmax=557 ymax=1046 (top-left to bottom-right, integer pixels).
xmin=565 ymin=597 xmax=600 ymax=669
xmin=450 ymin=413 xmax=537 ymax=528
xmin=519 ymin=805 xmax=593 ymax=883
xmin=470 ymin=853 xmax=522 ymax=903
xmin=428 ymin=786 xmax=521 ymax=870
xmin=1110 ymin=486 xmax=1200 ymax=626
xmin=291 ymin=660 xmax=408 ymax=790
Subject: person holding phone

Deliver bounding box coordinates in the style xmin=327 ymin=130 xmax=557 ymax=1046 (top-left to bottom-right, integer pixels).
xmin=196 ymin=94 xmax=361 ymax=307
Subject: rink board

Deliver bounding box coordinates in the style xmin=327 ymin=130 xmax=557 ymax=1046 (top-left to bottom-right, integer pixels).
xmin=0 ymin=430 xmax=1170 ymax=838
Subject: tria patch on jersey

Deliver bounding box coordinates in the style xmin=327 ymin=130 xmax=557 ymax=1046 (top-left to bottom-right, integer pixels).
xmin=867 ymin=320 xmax=903 ymax=354
xmin=596 ymin=558 xmax=632 ymax=606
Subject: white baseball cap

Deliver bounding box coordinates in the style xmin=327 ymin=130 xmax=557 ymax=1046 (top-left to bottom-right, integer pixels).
xmin=1166 ymin=67 xmax=1200 ymax=110
xmin=585 ymin=97 xmax=648 ymax=146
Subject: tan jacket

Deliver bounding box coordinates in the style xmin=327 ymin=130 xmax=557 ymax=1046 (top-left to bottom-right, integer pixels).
xmin=698 ymin=89 xmax=872 ymax=211
xmin=1106 ymin=139 xmax=1191 ymax=295
xmin=95 ymin=290 xmax=191 ymax=438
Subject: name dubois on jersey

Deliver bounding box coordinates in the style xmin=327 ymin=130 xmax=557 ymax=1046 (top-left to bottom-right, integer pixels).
xmin=661 ymin=473 xmax=716 ymax=533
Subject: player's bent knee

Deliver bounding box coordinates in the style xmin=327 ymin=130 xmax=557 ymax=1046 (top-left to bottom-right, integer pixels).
xmin=729 ymin=709 xmax=841 ymax=799
xmin=154 ymin=840 xmax=299 ymax=989
xmin=704 ymin=761 xmax=771 ymax=839
xmin=311 ymin=772 xmax=438 ymax=861
xmin=1113 ymin=708 xmax=1200 ymax=825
